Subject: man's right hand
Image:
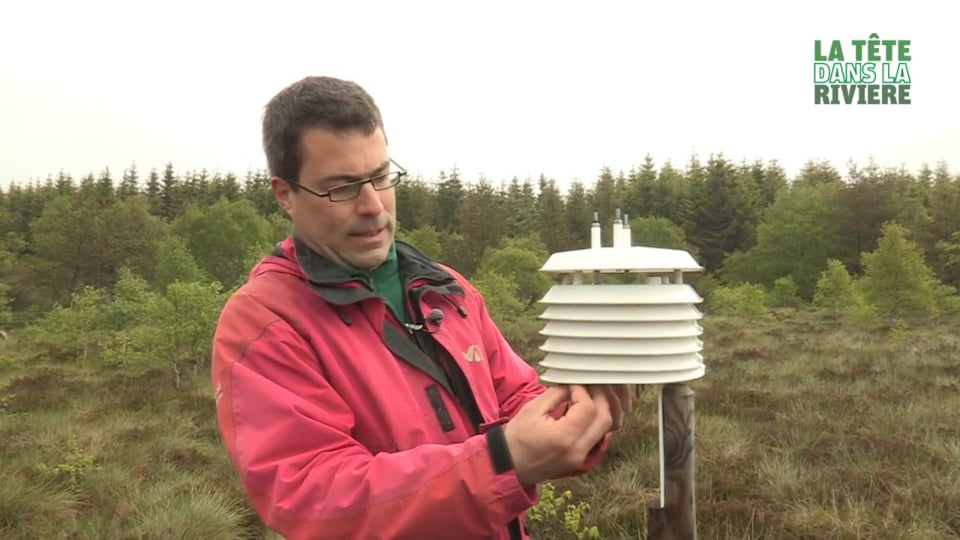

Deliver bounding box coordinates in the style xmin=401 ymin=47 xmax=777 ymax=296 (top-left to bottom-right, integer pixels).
xmin=502 ymin=384 xmax=613 ymax=487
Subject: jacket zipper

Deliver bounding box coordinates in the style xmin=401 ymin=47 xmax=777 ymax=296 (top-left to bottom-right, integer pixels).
xmin=402 ymin=281 xmax=485 ymax=435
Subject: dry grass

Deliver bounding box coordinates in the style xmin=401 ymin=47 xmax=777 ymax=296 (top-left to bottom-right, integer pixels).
xmin=2 ymin=311 xmax=959 ymax=538
xmin=0 ymin=337 xmax=262 ymax=539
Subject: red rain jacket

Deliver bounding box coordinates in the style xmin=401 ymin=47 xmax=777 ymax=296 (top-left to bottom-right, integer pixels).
xmin=212 ymin=236 xmax=607 ymax=539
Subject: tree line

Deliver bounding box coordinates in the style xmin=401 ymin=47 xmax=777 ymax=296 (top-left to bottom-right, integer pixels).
xmin=2 ymin=153 xmax=959 ymax=337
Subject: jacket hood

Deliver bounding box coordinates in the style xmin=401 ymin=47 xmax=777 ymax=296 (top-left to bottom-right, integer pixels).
xmin=249 ymin=235 xmax=306 ymax=281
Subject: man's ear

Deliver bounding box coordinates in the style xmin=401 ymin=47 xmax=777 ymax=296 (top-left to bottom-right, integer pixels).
xmin=271 ymin=177 xmax=294 ymax=215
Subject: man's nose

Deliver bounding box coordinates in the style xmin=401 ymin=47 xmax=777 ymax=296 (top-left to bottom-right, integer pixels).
xmin=354 ymin=181 xmax=384 ymax=215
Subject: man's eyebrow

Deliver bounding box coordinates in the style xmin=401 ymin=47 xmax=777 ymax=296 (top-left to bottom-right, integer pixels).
xmin=316 ymin=160 xmax=391 ymax=184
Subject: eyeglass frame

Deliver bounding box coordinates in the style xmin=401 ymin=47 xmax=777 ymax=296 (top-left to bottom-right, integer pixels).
xmin=282 ymin=158 xmax=407 ymax=202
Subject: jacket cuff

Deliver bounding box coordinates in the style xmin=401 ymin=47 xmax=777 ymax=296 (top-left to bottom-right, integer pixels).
xmin=479 ymin=425 xmax=538 ymax=517
xmin=484 ymin=423 xmax=515 ymax=474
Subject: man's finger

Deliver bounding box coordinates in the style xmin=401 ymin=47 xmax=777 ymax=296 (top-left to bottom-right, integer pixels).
xmin=559 ymin=385 xmax=599 ymax=429
xmin=528 ymin=384 xmax=572 ymax=416
xmin=589 ymin=385 xmax=623 ymax=431
xmin=568 ymin=384 xmax=593 ymax=405
xmin=613 ymin=384 xmax=633 ymax=415
xmin=579 ymin=385 xmax=614 ymax=447
xmin=608 ymin=386 xmax=624 ymax=430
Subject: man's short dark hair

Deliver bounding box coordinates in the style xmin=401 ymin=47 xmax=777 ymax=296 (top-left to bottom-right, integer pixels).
xmin=262 ymin=76 xmax=385 ymax=183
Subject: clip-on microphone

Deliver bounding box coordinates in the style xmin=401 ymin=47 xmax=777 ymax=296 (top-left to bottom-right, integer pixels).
xmin=404 ymin=308 xmax=444 ymax=334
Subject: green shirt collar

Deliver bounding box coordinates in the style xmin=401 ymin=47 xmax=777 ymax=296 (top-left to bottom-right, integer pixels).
xmin=327 ymin=241 xmax=406 ymax=323
xmin=334 ymin=242 xmax=399 ymax=281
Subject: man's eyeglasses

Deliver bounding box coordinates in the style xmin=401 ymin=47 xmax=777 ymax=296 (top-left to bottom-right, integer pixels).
xmin=285 ymin=159 xmax=407 ymax=203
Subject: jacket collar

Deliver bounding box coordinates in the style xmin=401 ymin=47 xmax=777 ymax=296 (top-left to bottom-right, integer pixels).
xmin=296 ymin=237 xmax=400 ymax=283
xmin=293 ymin=235 xmax=463 ymax=306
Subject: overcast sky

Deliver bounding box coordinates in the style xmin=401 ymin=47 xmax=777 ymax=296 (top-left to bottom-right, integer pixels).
xmin=1 ymin=0 xmax=956 ymax=191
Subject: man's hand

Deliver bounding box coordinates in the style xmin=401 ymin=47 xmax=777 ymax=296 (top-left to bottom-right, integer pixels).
xmin=502 ymin=384 xmax=612 ymax=487
xmin=588 ymin=384 xmax=633 ymax=430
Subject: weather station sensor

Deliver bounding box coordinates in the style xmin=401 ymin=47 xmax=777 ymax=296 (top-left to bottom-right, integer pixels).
xmin=536 ymin=209 xmax=705 ymax=539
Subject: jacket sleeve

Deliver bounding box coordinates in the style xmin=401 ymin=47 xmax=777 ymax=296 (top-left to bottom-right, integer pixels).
xmin=212 ymin=294 xmax=537 ymax=540
xmin=473 ymin=292 xmax=547 ymax=421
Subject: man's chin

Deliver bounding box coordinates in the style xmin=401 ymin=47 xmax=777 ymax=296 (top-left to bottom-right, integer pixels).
xmin=347 ymin=246 xmax=390 ymax=270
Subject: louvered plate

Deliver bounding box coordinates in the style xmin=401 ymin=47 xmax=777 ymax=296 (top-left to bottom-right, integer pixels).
xmin=540 ymin=304 xmax=703 ymax=322
xmin=541 ymin=336 xmax=702 ymax=356
xmin=539 ymin=352 xmax=703 ymax=372
xmin=540 ymin=320 xmax=703 ymax=339
xmin=539 ymin=365 xmax=706 ymax=385
xmin=540 ymin=284 xmax=703 ymax=305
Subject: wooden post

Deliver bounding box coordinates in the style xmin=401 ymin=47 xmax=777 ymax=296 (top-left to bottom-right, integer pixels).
xmin=647 ymin=383 xmax=697 ymax=540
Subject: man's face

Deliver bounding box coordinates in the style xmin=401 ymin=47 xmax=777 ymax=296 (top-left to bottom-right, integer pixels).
xmin=271 ymin=127 xmax=396 ymax=270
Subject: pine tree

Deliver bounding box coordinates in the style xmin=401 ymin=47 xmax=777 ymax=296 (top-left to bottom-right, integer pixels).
xmin=858 ymin=222 xmax=941 ymax=323
xmin=833 ymin=160 xmax=901 ymax=274
xmin=813 ymin=259 xmax=856 ymax=318
xmin=118 ymin=162 xmax=140 ymax=200
xmin=504 ymin=177 xmax=537 ymax=234
xmin=434 ymin=167 xmax=464 ymax=233
xmin=684 ymin=154 xmax=759 ymax=272
xmin=145 ymin=168 xmax=162 ymax=216
xmin=589 ymin=167 xmax=618 ymax=247
xmin=395 ymin=174 xmax=437 ymax=233
xmin=536 ymin=175 xmax=571 ymax=253
xmin=625 ymin=154 xmax=657 ymax=219
xmin=160 ymin=162 xmax=179 ymax=220
xmin=564 ymin=180 xmax=592 ymax=248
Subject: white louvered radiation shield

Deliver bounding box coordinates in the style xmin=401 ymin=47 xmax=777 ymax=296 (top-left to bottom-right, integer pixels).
xmin=536 ymin=220 xmax=706 ymax=385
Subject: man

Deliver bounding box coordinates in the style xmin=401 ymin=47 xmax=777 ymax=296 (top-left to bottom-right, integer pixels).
xmin=211 ymin=75 xmax=631 ymax=540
